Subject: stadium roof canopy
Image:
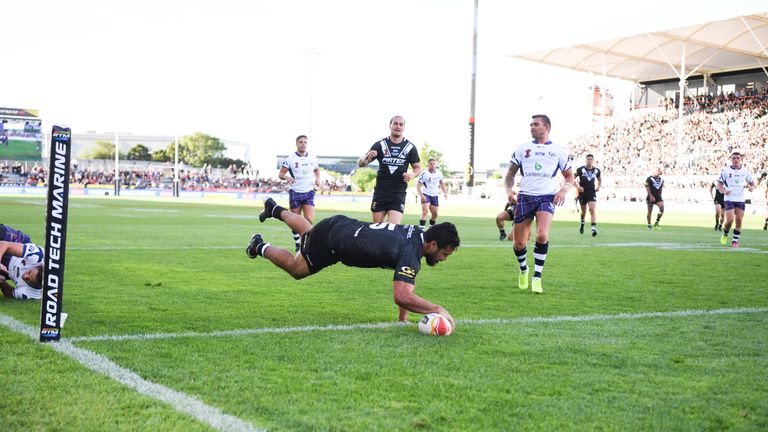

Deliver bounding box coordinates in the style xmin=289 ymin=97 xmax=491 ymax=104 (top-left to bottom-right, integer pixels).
xmin=511 ymin=13 xmax=768 ymax=84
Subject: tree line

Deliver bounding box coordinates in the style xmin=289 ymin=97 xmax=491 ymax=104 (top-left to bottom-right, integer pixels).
xmin=81 ymin=132 xmax=247 ymax=169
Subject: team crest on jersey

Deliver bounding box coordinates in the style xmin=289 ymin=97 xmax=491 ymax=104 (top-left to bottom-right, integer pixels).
xmin=524 ymin=149 xmax=531 ymax=158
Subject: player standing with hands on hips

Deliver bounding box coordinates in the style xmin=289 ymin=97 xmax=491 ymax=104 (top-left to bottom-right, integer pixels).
xmin=278 ymin=135 xmax=320 ymax=252
xmin=717 ymin=151 xmax=756 ymax=248
xmin=504 ymin=114 xmax=576 ymax=294
xmin=358 ymin=116 xmax=421 ymax=224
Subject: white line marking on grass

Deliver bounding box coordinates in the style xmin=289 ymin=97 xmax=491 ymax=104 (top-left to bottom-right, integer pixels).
xmin=0 ymin=312 xmax=263 ymax=432
xmin=462 ymin=242 xmax=768 ymax=253
xmin=67 ymin=245 xmax=241 ymax=251
xmin=68 ymin=307 xmax=768 ymax=343
xmin=70 ymin=321 xmax=412 ymax=342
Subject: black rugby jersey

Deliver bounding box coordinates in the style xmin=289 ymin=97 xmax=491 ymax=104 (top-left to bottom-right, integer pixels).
xmin=576 ymin=166 xmax=601 ymax=193
xmin=324 ymin=215 xmax=424 ymax=284
xmin=368 ymin=138 xmax=420 ymax=193
xmin=645 ymin=175 xmax=664 ymax=198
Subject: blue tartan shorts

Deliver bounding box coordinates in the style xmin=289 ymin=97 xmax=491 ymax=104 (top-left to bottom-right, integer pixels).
xmin=289 ymin=189 xmax=316 ymax=209
xmin=514 ymin=194 xmax=555 ymax=224
xmin=422 ymin=194 xmax=439 ymax=207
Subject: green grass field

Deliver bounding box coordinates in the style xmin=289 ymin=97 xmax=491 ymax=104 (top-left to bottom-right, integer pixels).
xmin=1 ymin=195 xmax=767 ymax=431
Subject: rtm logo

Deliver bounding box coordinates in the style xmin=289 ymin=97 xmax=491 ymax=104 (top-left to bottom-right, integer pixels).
xmin=52 ymin=132 xmax=71 ymax=139
xmin=40 ymin=328 xmax=60 ymax=337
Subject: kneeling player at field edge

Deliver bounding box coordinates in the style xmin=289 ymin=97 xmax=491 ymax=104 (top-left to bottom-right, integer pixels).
xmin=247 ymin=198 xmax=459 ymax=326
xmin=495 ymin=200 xmax=515 ymax=241
xmin=0 ymin=240 xmax=44 ymax=300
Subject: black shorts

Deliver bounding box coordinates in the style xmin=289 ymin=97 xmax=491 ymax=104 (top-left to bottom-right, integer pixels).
xmin=300 ymin=216 xmax=341 ymax=274
xmin=714 ymin=195 xmax=725 ymax=207
xmin=646 ymin=194 xmax=663 ymax=204
xmin=370 ymin=190 xmax=406 ymax=213
xmin=578 ymin=191 xmax=597 ymax=205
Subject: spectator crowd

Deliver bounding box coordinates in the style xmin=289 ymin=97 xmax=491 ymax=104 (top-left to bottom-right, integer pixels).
xmin=3 ymin=88 xmax=766 ymax=201
xmin=0 ymin=160 xmax=349 ymax=194
xmin=569 ymin=88 xmax=768 ymax=201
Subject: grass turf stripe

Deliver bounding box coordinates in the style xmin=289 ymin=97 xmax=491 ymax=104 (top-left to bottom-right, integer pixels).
xmin=0 ymin=312 xmax=264 ymax=432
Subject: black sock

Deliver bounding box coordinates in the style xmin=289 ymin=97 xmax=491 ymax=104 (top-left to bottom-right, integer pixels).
xmin=419 ymin=219 xmax=426 ymax=227
xmin=429 ymin=219 xmax=436 ymax=226
xmin=272 ymin=205 xmax=287 ymax=221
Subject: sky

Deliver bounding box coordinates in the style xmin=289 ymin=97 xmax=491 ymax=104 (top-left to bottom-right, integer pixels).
xmin=3 ymin=0 xmax=766 ymax=175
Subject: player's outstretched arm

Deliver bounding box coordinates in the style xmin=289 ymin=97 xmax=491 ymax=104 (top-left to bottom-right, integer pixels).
xmin=392 ymin=280 xmax=454 ymax=327
xmin=0 ymin=241 xmax=25 ymax=258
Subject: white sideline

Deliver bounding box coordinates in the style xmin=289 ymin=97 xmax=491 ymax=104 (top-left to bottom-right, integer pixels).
xmin=0 ymin=313 xmax=263 ymax=432
xmin=67 ymin=306 xmax=768 ymax=343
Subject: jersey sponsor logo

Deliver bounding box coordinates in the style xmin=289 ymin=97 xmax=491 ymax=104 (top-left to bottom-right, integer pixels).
xmin=534 ymin=162 xmax=542 ymax=170
xmin=398 ymin=266 xmax=416 ymax=278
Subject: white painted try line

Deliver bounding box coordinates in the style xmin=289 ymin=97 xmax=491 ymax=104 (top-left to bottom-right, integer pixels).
xmin=0 ymin=313 xmax=263 ymax=432
xmin=67 ymin=307 xmax=768 ymax=343
xmin=65 ymin=242 xmax=768 ymax=252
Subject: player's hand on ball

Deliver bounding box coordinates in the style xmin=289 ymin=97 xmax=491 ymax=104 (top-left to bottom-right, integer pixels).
xmin=436 ymin=307 xmax=455 ymax=329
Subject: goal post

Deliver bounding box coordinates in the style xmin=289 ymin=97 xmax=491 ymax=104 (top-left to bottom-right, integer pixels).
xmin=39 ymin=126 xmax=72 ymax=342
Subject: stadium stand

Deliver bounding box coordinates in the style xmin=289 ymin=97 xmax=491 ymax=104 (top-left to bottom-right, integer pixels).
xmin=569 ymin=90 xmax=768 ymax=203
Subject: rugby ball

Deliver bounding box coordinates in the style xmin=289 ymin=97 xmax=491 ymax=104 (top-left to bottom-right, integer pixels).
xmin=418 ymin=313 xmax=453 ymax=336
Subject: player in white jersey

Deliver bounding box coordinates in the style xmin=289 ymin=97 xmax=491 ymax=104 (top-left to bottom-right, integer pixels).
xmin=417 ymin=158 xmax=448 ymax=230
xmin=504 ymin=114 xmax=575 ymax=294
xmin=278 ymin=135 xmax=321 ymax=252
xmin=0 ymin=241 xmax=44 ymax=299
xmin=717 ymin=151 xmax=756 ymax=248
